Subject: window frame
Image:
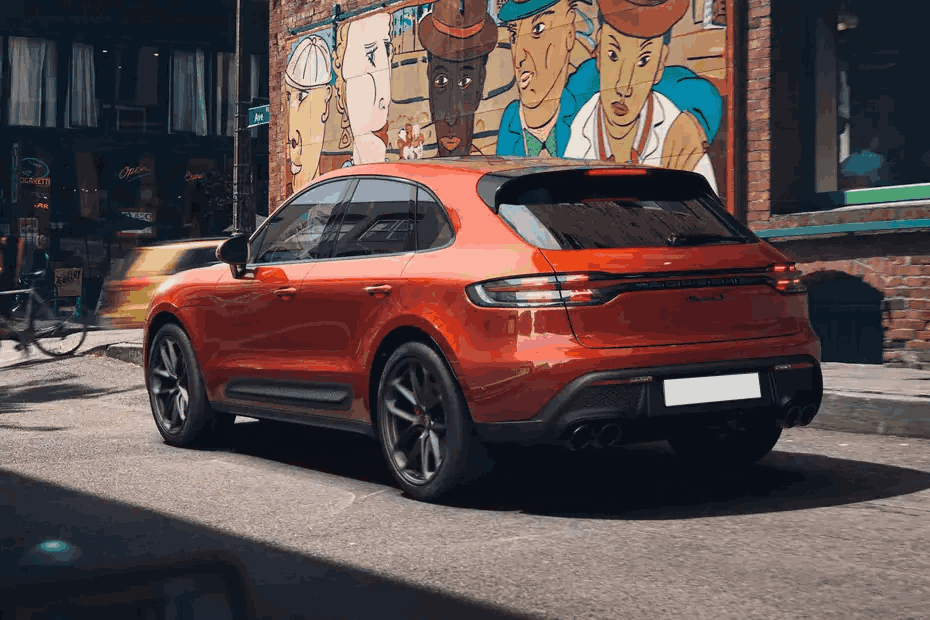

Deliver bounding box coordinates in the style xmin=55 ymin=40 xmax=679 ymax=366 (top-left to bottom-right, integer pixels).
xmin=329 ymin=176 xmax=417 ymax=260
xmin=248 ymin=178 xmax=355 ymax=266
xmin=414 ymin=185 xmax=456 ymax=253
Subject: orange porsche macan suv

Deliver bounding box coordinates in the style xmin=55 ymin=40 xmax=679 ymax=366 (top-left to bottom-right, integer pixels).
xmin=143 ymin=158 xmax=823 ymax=502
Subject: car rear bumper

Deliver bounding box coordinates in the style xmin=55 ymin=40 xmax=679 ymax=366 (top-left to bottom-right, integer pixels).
xmin=474 ymin=354 xmax=823 ymax=446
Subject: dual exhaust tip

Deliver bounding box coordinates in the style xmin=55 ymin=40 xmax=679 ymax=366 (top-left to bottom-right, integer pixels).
xmin=567 ymin=423 xmax=622 ymax=451
xmin=779 ymin=403 xmax=819 ymax=429
xmin=567 ymin=400 xmax=819 ymax=449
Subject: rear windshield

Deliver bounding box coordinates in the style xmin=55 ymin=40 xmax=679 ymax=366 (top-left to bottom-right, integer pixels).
xmin=489 ymin=170 xmax=754 ymax=250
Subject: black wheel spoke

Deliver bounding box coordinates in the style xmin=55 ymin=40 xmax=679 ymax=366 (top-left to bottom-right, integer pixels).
xmin=408 ymin=365 xmax=421 ymax=405
xmin=385 ymin=399 xmax=418 ymax=424
xmin=391 ymin=378 xmax=418 ymax=407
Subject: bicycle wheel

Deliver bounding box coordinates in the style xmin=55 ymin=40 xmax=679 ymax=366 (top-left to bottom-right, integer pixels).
xmin=29 ymin=297 xmax=88 ymax=357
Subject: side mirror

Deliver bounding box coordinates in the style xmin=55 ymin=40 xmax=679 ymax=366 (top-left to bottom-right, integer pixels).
xmin=216 ymin=234 xmax=250 ymax=279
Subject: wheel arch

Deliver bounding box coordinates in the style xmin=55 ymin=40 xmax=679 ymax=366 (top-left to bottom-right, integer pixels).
xmin=144 ymin=309 xmax=192 ymax=372
xmin=366 ymin=323 xmax=470 ymax=430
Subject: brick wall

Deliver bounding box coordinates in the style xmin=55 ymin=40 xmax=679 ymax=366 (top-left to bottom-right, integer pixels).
xmin=796 ymin=256 xmax=930 ymax=367
xmin=745 ymin=0 xmax=771 ymax=227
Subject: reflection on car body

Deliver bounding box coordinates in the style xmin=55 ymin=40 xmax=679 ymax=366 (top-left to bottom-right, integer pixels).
xmin=142 ymin=157 xmax=824 ymax=503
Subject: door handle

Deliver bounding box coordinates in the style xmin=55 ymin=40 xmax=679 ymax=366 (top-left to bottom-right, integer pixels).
xmin=364 ymin=285 xmax=392 ymax=297
xmin=273 ymin=287 xmax=298 ymax=298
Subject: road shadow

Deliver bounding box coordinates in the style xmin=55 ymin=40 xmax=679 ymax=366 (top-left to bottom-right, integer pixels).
xmin=216 ymin=421 xmax=930 ymax=520
xmin=0 ymin=373 xmax=145 ymax=416
xmin=0 ymin=470 xmax=538 ymax=620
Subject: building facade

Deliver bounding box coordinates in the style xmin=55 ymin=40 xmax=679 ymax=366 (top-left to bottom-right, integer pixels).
xmin=268 ymin=0 xmax=930 ymax=367
xmin=1 ymin=0 xmax=269 ymax=308
xmin=747 ymin=0 xmax=930 ymax=367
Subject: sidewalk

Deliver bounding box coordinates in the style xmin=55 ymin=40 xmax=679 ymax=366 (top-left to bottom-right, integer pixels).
xmin=24 ymin=328 xmax=930 ymax=440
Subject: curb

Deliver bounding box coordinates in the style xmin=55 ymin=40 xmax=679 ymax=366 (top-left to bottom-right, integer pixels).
xmin=90 ymin=343 xmax=930 ymax=439
xmin=807 ymin=391 xmax=930 ymax=439
xmin=85 ymin=343 xmax=144 ymax=366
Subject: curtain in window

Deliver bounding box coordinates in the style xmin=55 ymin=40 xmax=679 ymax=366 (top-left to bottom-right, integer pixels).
xmin=216 ymin=52 xmax=236 ymax=136
xmin=170 ymin=49 xmax=207 ymax=136
xmin=9 ymin=37 xmax=57 ymax=127
xmin=66 ymin=43 xmax=97 ymax=128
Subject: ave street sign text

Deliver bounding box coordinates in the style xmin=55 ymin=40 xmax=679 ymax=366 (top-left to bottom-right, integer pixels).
xmin=248 ymin=105 xmax=270 ymax=128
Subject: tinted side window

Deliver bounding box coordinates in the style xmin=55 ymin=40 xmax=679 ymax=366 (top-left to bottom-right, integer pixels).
xmin=252 ymin=180 xmax=350 ymax=263
xmin=415 ymin=188 xmax=454 ymax=251
xmin=331 ymin=179 xmax=414 ymax=258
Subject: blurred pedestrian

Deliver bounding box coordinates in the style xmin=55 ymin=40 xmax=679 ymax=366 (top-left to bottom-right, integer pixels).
xmin=0 ymin=234 xmax=21 ymax=318
xmin=32 ymin=235 xmax=51 ymax=278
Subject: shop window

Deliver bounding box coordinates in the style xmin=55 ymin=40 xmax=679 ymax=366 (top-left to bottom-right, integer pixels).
xmin=170 ymin=49 xmax=207 ymax=136
xmin=7 ymin=37 xmax=57 ymax=127
xmin=216 ymin=53 xmax=264 ymax=137
xmin=99 ymin=45 xmax=164 ymax=133
xmin=816 ymin=4 xmax=930 ymax=205
xmin=66 ymin=43 xmax=98 ymax=128
xmin=216 ymin=52 xmax=235 ymax=136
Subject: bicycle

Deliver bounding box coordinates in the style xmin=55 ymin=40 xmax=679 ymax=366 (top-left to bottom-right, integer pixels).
xmin=0 ymin=272 xmax=88 ymax=357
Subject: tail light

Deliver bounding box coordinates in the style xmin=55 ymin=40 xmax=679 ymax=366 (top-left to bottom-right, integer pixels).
xmin=769 ymin=263 xmax=806 ymax=294
xmin=466 ymin=274 xmax=609 ymax=308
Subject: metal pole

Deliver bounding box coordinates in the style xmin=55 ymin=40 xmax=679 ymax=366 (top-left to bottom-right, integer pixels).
xmin=232 ymin=0 xmax=254 ymax=235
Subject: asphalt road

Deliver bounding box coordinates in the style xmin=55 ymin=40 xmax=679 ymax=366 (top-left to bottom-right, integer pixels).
xmin=1 ymin=353 xmax=929 ymax=619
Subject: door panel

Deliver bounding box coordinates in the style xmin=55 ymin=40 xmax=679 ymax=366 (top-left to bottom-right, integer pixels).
xmin=203 ymin=262 xmax=315 ymax=401
xmin=202 ymin=179 xmax=353 ymax=405
xmin=292 ymin=178 xmax=417 ymax=422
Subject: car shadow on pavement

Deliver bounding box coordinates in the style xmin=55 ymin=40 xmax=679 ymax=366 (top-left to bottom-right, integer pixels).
xmin=217 ymin=422 xmax=930 ymax=520
xmin=0 ymin=470 xmax=538 ymax=620
xmin=0 ymin=374 xmax=145 ymax=416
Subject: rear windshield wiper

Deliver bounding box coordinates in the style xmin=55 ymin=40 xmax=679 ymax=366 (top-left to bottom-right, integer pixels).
xmin=667 ymin=233 xmax=744 ymax=247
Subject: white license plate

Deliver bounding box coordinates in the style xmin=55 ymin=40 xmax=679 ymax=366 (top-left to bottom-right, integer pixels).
xmin=663 ymin=373 xmax=762 ymax=407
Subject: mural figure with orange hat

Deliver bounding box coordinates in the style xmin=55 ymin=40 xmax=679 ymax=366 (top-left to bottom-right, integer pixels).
xmin=284 ymin=35 xmax=333 ymax=195
xmin=564 ymin=0 xmax=719 ymax=193
xmin=496 ymin=0 xmax=721 ymax=163
xmin=418 ymin=0 xmax=499 ymax=157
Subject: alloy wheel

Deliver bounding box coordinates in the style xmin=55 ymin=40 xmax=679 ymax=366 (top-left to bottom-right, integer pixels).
xmin=149 ymin=336 xmax=191 ymax=434
xmin=382 ymin=358 xmax=448 ymax=486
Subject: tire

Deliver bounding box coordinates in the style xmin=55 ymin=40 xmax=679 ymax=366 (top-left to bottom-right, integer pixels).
xmin=30 ymin=297 xmax=88 ymax=357
xmin=375 ymin=341 xmax=478 ymax=503
xmin=667 ymin=415 xmax=783 ymax=470
xmin=146 ymin=323 xmax=234 ymax=447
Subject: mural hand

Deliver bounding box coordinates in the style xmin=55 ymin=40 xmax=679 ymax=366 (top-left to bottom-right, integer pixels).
xmin=663 ymin=112 xmax=709 ymax=172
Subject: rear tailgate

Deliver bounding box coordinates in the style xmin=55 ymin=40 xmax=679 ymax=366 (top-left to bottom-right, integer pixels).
xmin=489 ymin=167 xmax=807 ymax=349
xmin=538 ymin=245 xmax=803 ymax=348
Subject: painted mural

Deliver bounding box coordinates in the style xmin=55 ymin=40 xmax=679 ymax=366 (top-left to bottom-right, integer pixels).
xmin=283 ymin=0 xmax=728 ymax=198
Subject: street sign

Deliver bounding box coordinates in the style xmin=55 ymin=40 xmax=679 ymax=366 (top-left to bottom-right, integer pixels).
xmin=247 ymin=105 xmax=270 ymax=128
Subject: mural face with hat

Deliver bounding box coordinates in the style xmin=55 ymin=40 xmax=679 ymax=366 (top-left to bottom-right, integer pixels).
xmin=419 ymin=0 xmax=498 ymax=156
xmin=285 ymin=34 xmax=334 ymax=194
xmin=282 ymin=0 xmax=727 ymax=199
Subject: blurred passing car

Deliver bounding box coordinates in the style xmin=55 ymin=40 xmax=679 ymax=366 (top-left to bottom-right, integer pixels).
xmin=142 ymin=158 xmax=823 ymax=503
xmin=96 ymin=239 xmax=223 ymax=329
